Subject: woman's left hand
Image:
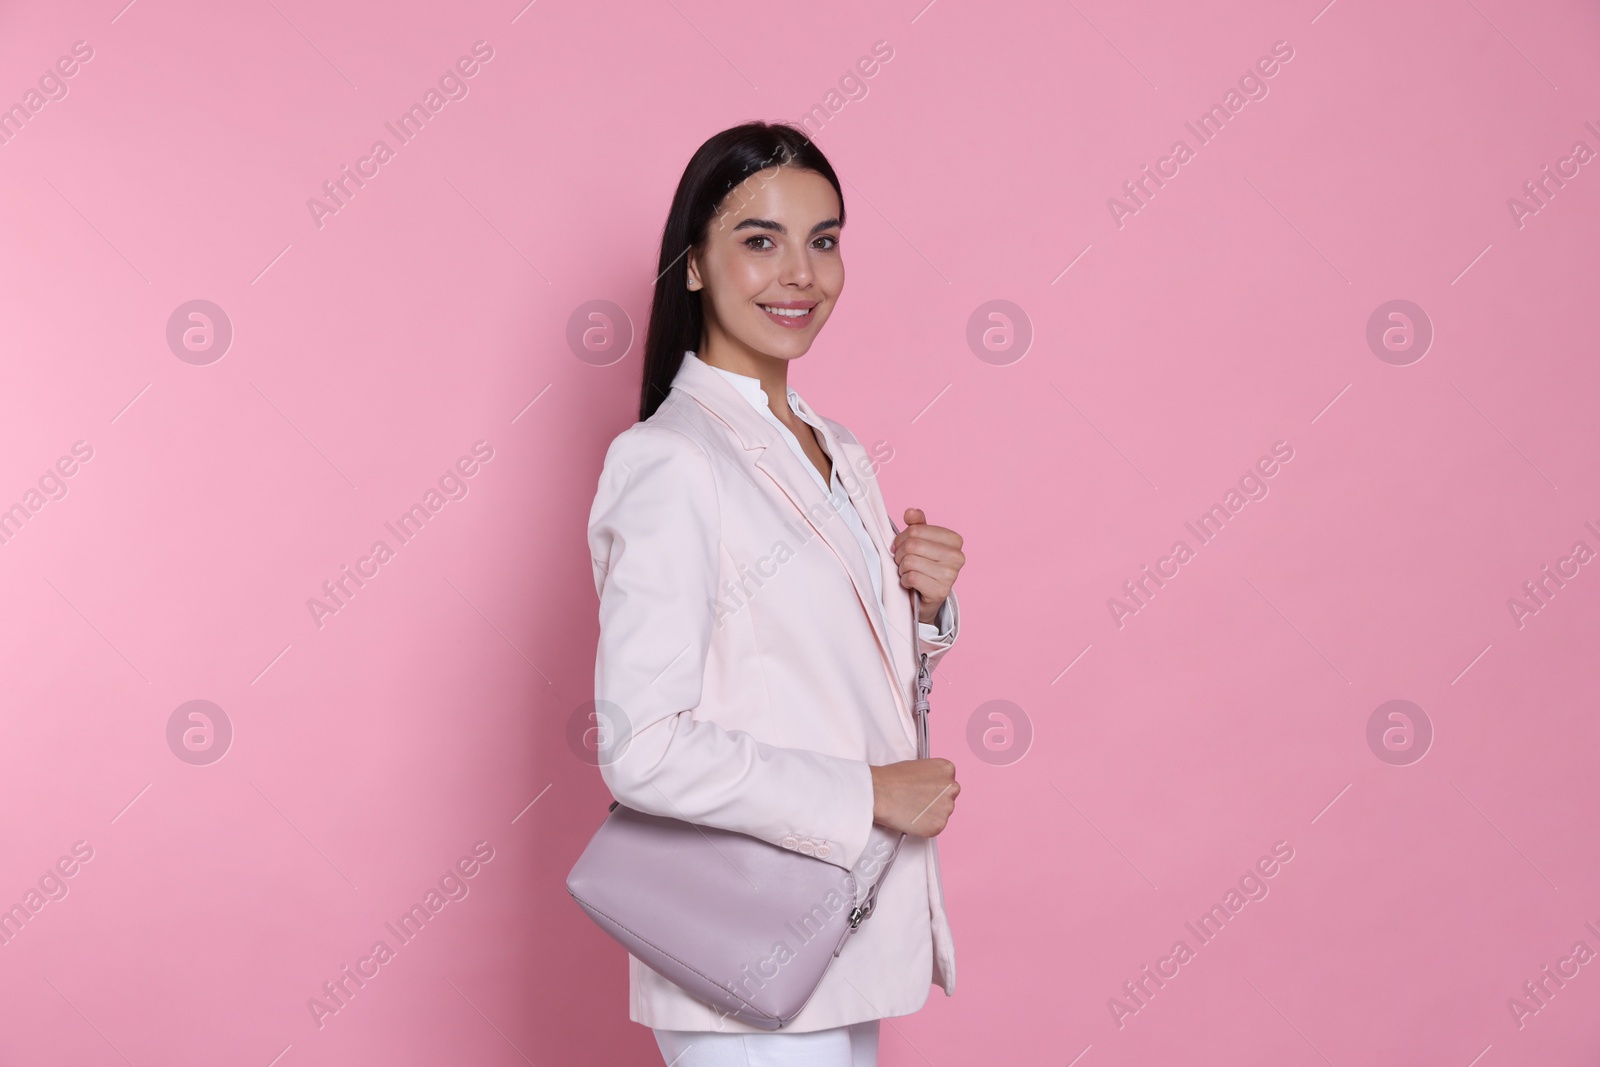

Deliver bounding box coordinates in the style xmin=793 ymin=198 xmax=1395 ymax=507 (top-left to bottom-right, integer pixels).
xmin=892 ymin=507 xmax=965 ymax=625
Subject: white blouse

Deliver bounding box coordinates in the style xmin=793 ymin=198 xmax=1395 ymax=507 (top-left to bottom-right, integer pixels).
xmin=699 ymin=354 xmax=952 ymax=643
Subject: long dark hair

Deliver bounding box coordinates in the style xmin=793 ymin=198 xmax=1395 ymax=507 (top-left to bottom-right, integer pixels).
xmin=639 ymin=122 xmax=846 ymax=421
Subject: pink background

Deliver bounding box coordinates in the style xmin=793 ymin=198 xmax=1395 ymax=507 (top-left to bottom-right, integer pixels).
xmin=2 ymin=0 xmax=1598 ymax=1063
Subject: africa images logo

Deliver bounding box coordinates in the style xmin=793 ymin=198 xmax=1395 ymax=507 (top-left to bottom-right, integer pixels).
xmin=306 ymin=841 xmax=495 ymax=1029
xmin=306 ymin=441 xmax=495 ymax=629
xmin=306 ymin=41 xmax=495 ymax=230
xmin=1106 ymin=40 xmax=1296 ymax=229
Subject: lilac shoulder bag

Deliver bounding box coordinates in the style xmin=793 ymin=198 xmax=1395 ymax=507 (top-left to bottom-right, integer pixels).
xmin=566 ymin=562 xmax=936 ymax=1031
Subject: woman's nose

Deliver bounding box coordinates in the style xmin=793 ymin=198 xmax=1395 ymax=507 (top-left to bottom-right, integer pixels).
xmin=779 ymin=247 xmax=814 ymax=287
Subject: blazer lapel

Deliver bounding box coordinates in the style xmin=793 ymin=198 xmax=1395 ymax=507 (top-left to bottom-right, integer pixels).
xmin=669 ymin=355 xmax=904 ymax=703
xmin=807 ymin=421 xmax=920 ymax=732
xmin=792 ymin=401 xmax=914 ymax=652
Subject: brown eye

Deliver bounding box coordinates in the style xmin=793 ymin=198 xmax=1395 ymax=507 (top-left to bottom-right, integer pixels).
xmin=745 ymin=235 xmax=775 ymax=250
xmin=813 ymin=235 xmax=838 ymax=250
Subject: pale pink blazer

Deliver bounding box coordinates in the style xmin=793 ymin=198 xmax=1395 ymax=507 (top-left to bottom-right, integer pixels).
xmin=587 ymin=352 xmax=961 ymax=1033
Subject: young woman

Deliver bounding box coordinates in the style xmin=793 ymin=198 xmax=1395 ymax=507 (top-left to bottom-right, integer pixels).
xmin=586 ymin=122 xmax=968 ymax=1067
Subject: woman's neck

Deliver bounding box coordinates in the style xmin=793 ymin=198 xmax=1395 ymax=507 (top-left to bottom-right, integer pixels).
xmin=698 ymin=332 xmax=792 ymax=423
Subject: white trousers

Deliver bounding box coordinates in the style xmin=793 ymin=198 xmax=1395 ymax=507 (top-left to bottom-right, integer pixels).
xmin=653 ymin=1021 xmax=879 ymax=1067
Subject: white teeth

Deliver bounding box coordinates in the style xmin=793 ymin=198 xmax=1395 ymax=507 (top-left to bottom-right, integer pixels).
xmin=761 ymin=306 xmax=811 ymax=317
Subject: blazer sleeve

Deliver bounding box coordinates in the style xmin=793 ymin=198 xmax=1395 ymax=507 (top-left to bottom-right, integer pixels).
xmin=587 ymin=423 xmax=877 ymax=873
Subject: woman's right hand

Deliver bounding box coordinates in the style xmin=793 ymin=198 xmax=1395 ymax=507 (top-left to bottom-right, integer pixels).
xmin=870 ymin=758 xmax=961 ymax=836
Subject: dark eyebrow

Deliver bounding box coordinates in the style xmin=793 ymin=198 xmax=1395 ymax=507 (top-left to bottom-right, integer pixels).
xmin=730 ymin=217 xmax=842 ymax=236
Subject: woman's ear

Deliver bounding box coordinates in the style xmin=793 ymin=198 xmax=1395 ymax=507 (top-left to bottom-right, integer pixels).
xmin=686 ymin=251 xmax=703 ymax=292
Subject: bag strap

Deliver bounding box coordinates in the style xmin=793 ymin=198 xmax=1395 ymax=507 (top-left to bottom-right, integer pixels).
xmin=842 ymin=516 xmax=935 ymax=937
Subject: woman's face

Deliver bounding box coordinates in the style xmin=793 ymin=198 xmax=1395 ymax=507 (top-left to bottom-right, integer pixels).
xmin=688 ymin=165 xmax=844 ymax=363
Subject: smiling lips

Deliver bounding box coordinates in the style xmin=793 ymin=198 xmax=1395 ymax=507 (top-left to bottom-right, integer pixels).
xmin=758 ymin=301 xmax=818 ymax=329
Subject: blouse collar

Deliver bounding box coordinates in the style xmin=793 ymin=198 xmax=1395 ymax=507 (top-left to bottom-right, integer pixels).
xmin=685 ymin=350 xmax=798 ymax=414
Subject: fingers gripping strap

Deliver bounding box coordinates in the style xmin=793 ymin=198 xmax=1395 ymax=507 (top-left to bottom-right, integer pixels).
xmin=849 ymin=516 xmax=934 ymax=934
xmin=889 ymin=515 xmax=935 ymax=763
